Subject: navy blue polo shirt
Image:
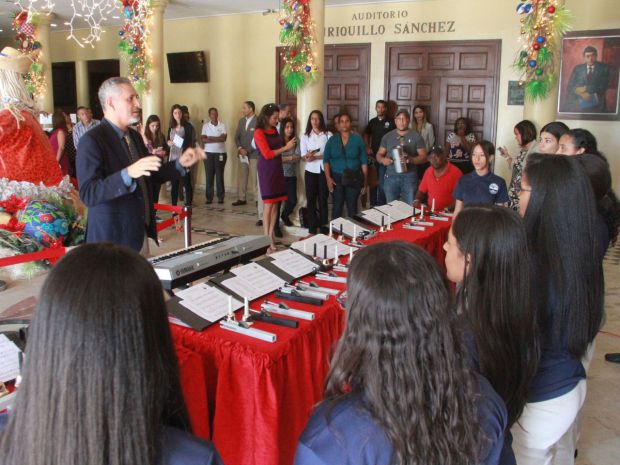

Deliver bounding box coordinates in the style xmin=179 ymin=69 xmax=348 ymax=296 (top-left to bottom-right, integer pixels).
xmin=453 ymin=171 xmax=509 ymax=205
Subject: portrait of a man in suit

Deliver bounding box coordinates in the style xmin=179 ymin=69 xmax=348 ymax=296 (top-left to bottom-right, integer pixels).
xmin=565 ymin=46 xmax=610 ymax=112
xmin=558 ymin=31 xmax=620 ymax=120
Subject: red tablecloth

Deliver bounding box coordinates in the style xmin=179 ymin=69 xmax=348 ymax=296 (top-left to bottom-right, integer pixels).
xmin=171 ymin=291 xmax=345 ymax=465
xmin=175 ymin=344 xmax=211 ymax=439
xmin=171 ymin=214 xmax=451 ymax=465
xmin=364 ymin=216 xmax=451 ymax=269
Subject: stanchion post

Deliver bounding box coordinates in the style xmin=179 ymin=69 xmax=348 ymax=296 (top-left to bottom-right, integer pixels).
xmin=183 ymin=205 xmax=192 ymax=248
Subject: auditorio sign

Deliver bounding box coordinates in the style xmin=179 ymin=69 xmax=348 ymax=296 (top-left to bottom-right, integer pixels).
xmin=325 ymin=9 xmax=457 ymax=38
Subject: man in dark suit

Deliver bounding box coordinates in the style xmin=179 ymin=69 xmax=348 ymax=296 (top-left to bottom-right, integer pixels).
xmin=565 ymin=45 xmax=611 ymax=112
xmin=77 ymin=77 xmax=205 ymax=253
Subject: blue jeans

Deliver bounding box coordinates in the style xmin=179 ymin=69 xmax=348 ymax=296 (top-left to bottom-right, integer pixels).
xmin=332 ymin=172 xmax=361 ymax=220
xmin=383 ymin=171 xmax=416 ymax=204
xmin=375 ymin=163 xmax=387 ymax=206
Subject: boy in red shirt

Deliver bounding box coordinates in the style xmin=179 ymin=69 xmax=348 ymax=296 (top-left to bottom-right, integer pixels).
xmin=414 ymin=145 xmax=462 ymax=211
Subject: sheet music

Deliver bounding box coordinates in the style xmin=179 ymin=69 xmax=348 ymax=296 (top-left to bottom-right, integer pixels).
xmin=388 ymin=200 xmax=418 ymax=218
xmin=221 ymin=263 xmax=287 ymax=301
xmin=373 ymin=202 xmax=413 ymax=221
xmin=176 ymin=283 xmax=243 ymax=322
xmin=0 ymin=334 xmax=21 ymax=383
xmin=290 ymin=234 xmax=355 ymax=259
xmin=359 ymin=208 xmax=390 ymax=226
xmin=329 ymin=217 xmax=373 ymax=238
xmin=268 ymin=249 xmax=319 ymax=278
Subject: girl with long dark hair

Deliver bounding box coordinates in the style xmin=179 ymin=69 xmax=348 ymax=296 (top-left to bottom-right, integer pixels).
xmin=279 ymin=116 xmax=300 ymax=227
xmin=512 ymin=154 xmax=604 ymax=465
xmin=253 ymin=103 xmax=296 ymax=253
xmin=445 ymin=205 xmax=540 ymax=463
xmin=556 ymin=128 xmax=600 ymax=156
xmin=499 ymin=120 xmax=537 ymax=209
xmin=144 ymin=114 xmax=168 ymax=205
xmin=453 ymin=140 xmax=509 ymax=215
xmin=49 ymin=109 xmax=70 ymax=177
xmin=167 ymin=104 xmax=195 ymax=206
xmin=300 ymin=110 xmax=331 ymax=234
xmin=0 ymin=243 xmax=223 ymax=465
xmin=295 ymin=242 xmax=507 ymax=465
xmin=537 ymin=121 xmax=569 ymax=154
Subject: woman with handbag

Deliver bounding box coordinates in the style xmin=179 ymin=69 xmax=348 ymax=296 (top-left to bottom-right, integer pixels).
xmin=323 ymin=113 xmax=368 ymax=220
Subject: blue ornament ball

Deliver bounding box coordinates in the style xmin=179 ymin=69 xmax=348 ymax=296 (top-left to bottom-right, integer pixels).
xmin=524 ymin=4 xmax=532 ymax=13
xmin=124 ymin=7 xmax=132 ymax=19
xmin=529 ymin=59 xmax=537 ymax=68
xmin=284 ymin=22 xmax=291 ymax=29
xmin=118 ymin=30 xmax=125 ymax=37
xmin=536 ymin=35 xmax=545 ymax=44
xmin=31 ymin=42 xmax=40 ymax=50
xmin=133 ymin=75 xmax=139 ymax=81
xmin=305 ymin=65 xmax=311 ymax=72
xmin=133 ymin=46 xmax=139 ymax=52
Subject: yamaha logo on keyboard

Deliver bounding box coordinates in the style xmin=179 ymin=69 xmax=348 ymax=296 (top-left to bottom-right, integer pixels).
xmin=178 ymin=265 xmax=194 ymax=276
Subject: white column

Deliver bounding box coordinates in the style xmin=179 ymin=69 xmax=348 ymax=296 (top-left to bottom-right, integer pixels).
xmin=295 ymin=0 xmax=325 ymax=226
xmin=141 ymin=0 xmax=168 ymax=119
xmin=35 ymin=14 xmax=54 ymax=113
xmin=75 ymin=60 xmax=89 ymax=107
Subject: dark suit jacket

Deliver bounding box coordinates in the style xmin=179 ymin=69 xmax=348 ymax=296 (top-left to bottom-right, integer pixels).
xmin=77 ymin=118 xmax=182 ymax=251
xmin=234 ymin=115 xmax=258 ymax=159
xmin=565 ymin=62 xmax=610 ymax=111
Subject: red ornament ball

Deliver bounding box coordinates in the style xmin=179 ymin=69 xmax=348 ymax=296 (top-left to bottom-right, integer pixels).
xmin=533 ymin=43 xmax=541 ymax=50
xmin=279 ymin=19 xmax=285 ymax=26
xmin=547 ymin=5 xmax=556 ymax=14
xmin=290 ymin=50 xmax=297 ymax=58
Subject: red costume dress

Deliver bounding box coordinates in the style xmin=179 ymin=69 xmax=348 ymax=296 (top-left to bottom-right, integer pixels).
xmin=0 ymin=110 xmax=63 ymax=186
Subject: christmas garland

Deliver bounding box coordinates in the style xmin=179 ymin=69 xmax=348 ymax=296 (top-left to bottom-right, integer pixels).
xmin=278 ymin=0 xmax=319 ymax=95
xmin=514 ymin=0 xmax=571 ymax=101
xmin=117 ymin=0 xmax=152 ymax=94
xmin=10 ymin=11 xmax=45 ymax=97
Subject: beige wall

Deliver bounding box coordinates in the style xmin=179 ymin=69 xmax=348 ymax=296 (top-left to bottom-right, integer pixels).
xmin=18 ymin=0 xmax=620 ymax=191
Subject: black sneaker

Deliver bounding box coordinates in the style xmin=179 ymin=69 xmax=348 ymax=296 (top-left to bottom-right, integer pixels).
xmin=232 ymin=200 xmax=247 ymax=206
xmin=206 ymin=200 xmax=213 ymax=205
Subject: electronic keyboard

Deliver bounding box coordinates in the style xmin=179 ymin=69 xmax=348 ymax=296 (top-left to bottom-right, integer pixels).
xmin=149 ymin=235 xmax=271 ymax=289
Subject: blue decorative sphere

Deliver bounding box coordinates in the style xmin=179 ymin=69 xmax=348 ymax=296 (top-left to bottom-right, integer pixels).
xmin=119 ymin=30 xmax=125 ymax=36
xmin=31 ymin=42 xmax=40 ymax=50
xmin=133 ymin=75 xmax=139 ymax=81
xmin=524 ymin=4 xmax=532 ymax=13
xmin=132 ymin=46 xmax=139 ymax=52
xmin=283 ymin=22 xmax=290 ymax=29
xmin=529 ymin=59 xmax=537 ymax=68
xmin=305 ymin=65 xmax=311 ymax=72
xmin=536 ymin=35 xmax=545 ymax=44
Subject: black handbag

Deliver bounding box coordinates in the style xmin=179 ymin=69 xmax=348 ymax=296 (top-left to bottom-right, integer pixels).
xmin=341 ymin=168 xmax=364 ymax=188
xmin=339 ymin=136 xmax=363 ymax=188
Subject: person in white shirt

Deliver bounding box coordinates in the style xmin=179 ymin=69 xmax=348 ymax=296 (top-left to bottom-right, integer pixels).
xmin=201 ymin=107 xmax=227 ymax=204
xmin=300 ymin=110 xmax=332 ymax=235
xmin=72 ymin=106 xmax=100 ymax=148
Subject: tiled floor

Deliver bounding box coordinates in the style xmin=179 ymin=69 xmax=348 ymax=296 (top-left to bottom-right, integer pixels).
xmin=1 ymin=194 xmax=619 ymax=463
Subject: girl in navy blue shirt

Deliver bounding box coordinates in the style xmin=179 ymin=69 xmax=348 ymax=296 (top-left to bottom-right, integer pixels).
xmin=511 ymin=154 xmax=603 ymax=465
xmin=294 ymin=242 xmax=507 ymax=465
xmin=454 ymin=140 xmax=509 ymax=215
xmin=445 ymin=205 xmax=540 ymax=465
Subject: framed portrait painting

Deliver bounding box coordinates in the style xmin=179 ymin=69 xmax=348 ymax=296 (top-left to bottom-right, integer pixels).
xmin=558 ymin=29 xmax=620 ymax=121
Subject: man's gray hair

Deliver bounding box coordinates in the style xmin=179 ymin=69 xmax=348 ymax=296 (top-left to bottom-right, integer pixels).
xmin=395 ymin=109 xmax=410 ymax=120
xmin=98 ymin=76 xmax=132 ymax=112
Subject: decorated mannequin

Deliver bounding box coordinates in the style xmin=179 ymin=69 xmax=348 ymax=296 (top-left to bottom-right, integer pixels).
xmin=0 ymin=47 xmax=84 ymax=279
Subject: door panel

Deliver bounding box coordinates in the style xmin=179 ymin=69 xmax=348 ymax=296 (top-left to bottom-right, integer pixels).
xmin=277 ymin=44 xmax=371 ymax=133
xmin=386 ymin=41 xmax=501 ymax=146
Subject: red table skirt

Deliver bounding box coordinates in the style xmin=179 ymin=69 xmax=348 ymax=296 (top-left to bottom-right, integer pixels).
xmin=171 ymin=215 xmax=451 ymax=465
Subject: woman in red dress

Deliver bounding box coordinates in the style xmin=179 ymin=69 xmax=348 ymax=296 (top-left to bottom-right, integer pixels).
xmin=49 ymin=109 xmax=70 ymax=177
xmin=253 ymin=104 xmax=296 ymax=253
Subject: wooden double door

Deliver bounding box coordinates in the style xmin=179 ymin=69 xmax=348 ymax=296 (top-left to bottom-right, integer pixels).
xmin=385 ymin=40 xmax=501 ymax=145
xmin=277 ymin=44 xmax=371 ymax=132
xmin=277 ymin=40 xmax=500 ymax=142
